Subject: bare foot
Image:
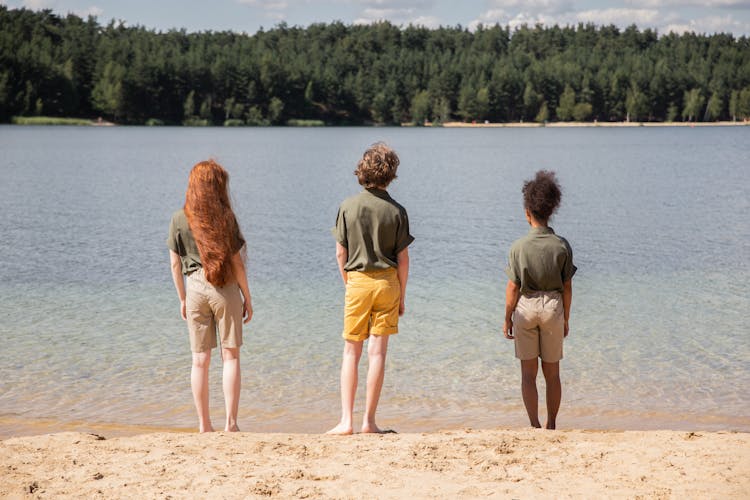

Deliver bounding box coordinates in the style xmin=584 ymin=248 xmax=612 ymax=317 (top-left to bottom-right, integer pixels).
xmin=199 ymin=426 xmax=215 ymax=433
xmin=545 ymin=422 xmax=556 ymax=430
xmin=361 ymin=422 xmax=383 ymax=434
xmin=225 ymin=424 xmax=240 ymax=432
xmin=326 ymin=422 xmax=353 ymax=435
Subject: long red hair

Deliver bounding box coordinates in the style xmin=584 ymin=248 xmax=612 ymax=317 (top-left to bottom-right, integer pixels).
xmin=184 ymin=160 xmax=242 ymax=287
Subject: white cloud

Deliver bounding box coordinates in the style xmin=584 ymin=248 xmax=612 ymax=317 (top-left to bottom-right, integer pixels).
xmin=662 ymin=14 xmax=750 ymax=34
xmin=354 ymin=7 xmax=436 ymax=26
xmin=489 ymin=0 xmax=573 ymax=14
xmin=576 ymin=8 xmax=660 ymax=26
xmin=411 ymin=15 xmax=441 ymax=28
xmin=75 ymin=5 xmax=103 ymax=18
xmin=237 ymin=0 xmax=288 ymax=10
xmin=22 ymin=0 xmax=56 ymax=9
xmin=627 ymin=0 xmax=750 ymax=7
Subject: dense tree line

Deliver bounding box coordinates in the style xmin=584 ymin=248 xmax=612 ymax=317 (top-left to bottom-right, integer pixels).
xmin=2 ymin=6 xmax=750 ymax=125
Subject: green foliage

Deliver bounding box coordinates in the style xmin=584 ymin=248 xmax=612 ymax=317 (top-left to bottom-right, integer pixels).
xmin=1 ymin=6 xmax=750 ymax=125
xmin=736 ymin=88 xmax=750 ymax=119
xmin=535 ymin=101 xmax=549 ymax=123
xmin=572 ymin=102 xmax=593 ymax=121
xmin=12 ymin=116 xmax=92 ymax=125
xmin=682 ymin=88 xmax=705 ymax=122
xmin=556 ymin=84 xmax=576 ymax=121
xmin=705 ymin=92 xmax=723 ymax=121
xmin=286 ymin=119 xmax=325 ymax=126
xmin=145 ymin=118 xmax=165 ymax=126
xmin=410 ymin=90 xmax=431 ymax=125
xmin=626 ymin=83 xmax=649 ymax=122
xmin=223 ymin=119 xmax=245 ymax=126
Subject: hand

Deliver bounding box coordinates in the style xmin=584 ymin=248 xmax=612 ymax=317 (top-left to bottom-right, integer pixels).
xmin=243 ymin=299 xmax=253 ymax=324
xmin=399 ymin=298 xmax=405 ymax=316
xmin=503 ymin=318 xmax=514 ymax=339
xmin=180 ymin=300 xmax=186 ymax=321
xmin=564 ymin=319 xmax=569 ymax=337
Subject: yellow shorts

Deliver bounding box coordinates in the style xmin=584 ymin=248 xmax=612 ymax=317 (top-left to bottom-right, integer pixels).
xmin=343 ymin=267 xmax=400 ymax=341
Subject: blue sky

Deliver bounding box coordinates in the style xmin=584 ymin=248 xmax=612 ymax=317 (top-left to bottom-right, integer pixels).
xmin=3 ymin=0 xmax=750 ymax=36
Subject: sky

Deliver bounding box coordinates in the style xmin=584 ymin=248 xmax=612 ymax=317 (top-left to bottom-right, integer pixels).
xmin=3 ymin=0 xmax=750 ymax=36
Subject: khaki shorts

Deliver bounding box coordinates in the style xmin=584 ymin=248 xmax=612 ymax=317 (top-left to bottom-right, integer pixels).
xmin=343 ymin=268 xmax=400 ymax=342
xmin=186 ymin=268 xmax=243 ymax=353
xmin=513 ymin=291 xmax=564 ymax=362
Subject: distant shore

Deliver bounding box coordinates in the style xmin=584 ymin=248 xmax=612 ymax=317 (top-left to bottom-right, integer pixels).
xmin=440 ymin=120 xmax=750 ymax=128
xmin=7 ymin=116 xmax=749 ymax=127
xmin=1 ymin=428 xmax=748 ymax=498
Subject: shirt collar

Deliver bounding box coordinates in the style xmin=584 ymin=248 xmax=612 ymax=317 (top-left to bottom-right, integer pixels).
xmin=365 ymin=187 xmax=391 ymax=199
xmin=529 ymin=226 xmax=555 ymax=235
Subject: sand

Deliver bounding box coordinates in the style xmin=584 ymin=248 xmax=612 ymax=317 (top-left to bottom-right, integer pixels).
xmin=1 ymin=428 xmax=748 ymax=499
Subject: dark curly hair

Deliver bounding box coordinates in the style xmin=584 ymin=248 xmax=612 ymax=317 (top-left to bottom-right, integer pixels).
xmin=522 ymin=170 xmax=562 ymax=222
xmin=354 ymin=142 xmax=399 ymax=187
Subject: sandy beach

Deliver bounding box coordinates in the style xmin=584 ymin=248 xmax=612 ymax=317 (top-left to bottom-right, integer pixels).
xmin=2 ymin=428 xmax=748 ymax=499
xmin=440 ymin=120 xmax=749 ymax=127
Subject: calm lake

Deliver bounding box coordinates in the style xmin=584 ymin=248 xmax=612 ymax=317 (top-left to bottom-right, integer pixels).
xmin=0 ymin=125 xmax=748 ymax=436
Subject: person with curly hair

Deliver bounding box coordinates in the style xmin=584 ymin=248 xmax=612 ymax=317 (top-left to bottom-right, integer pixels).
xmin=327 ymin=142 xmax=414 ymax=435
xmin=503 ymin=170 xmax=576 ymax=430
xmin=167 ymin=160 xmax=253 ymax=433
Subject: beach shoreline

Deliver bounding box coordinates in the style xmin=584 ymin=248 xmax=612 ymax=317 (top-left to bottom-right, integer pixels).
xmin=440 ymin=120 xmax=750 ymax=128
xmin=2 ymin=428 xmax=748 ymax=498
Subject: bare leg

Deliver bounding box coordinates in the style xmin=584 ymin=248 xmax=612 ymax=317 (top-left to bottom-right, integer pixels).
xmin=191 ymin=351 xmax=214 ymax=433
xmin=326 ymin=340 xmax=363 ymax=435
xmin=520 ymin=358 xmax=541 ymax=428
xmin=541 ymin=361 xmax=561 ymax=430
xmin=222 ymin=347 xmax=241 ymax=432
xmin=362 ymin=335 xmax=389 ymax=433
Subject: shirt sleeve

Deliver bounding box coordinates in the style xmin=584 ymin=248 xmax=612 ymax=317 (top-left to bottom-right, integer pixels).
xmin=504 ymin=246 xmax=521 ymax=285
xmin=561 ymin=238 xmax=577 ymax=282
xmin=232 ymin=215 xmax=246 ymax=253
xmin=166 ymin=214 xmax=179 ymax=253
xmin=332 ymin=206 xmax=347 ymax=246
xmin=394 ymin=209 xmax=415 ymax=254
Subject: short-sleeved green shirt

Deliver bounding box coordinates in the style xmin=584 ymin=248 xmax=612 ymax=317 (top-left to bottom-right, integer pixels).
xmin=505 ymin=226 xmax=577 ymax=295
xmin=167 ymin=209 xmax=245 ymax=275
xmin=333 ymin=188 xmax=414 ymax=272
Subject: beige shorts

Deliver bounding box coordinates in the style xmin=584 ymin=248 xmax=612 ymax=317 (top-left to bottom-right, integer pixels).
xmin=186 ymin=268 xmax=243 ymax=353
xmin=513 ymin=291 xmax=564 ymax=362
xmin=343 ymin=268 xmax=400 ymax=342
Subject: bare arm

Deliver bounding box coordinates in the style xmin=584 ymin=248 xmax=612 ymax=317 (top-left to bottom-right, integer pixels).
xmin=231 ymin=249 xmax=253 ymax=324
xmin=169 ymin=250 xmax=187 ymax=320
xmin=336 ymin=242 xmax=348 ymax=284
xmin=503 ymin=279 xmax=520 ymax=339
xmin=562 ymin=279 xmax=572 ymax=337
xmin=396 ymin=247 xmax=409 ymax=316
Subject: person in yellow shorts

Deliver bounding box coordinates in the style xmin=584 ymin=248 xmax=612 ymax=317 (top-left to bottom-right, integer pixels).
xmin=327 ymin=142 xmax=414 ymax=435
xmin=503 ymin=170 xmax=576 ymax=430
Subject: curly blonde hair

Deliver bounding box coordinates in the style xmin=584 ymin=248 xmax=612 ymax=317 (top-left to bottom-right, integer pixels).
xmin=354 ymin=142 xmax=399 ymax=187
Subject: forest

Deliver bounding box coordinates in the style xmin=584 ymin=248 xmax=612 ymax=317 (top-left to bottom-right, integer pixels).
xmin=1 ymin=6 xmax=750 ymax=125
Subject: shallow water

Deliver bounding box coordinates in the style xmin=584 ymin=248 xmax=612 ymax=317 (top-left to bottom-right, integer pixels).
xmin=0 ymin=125 xmax=748 ymax=436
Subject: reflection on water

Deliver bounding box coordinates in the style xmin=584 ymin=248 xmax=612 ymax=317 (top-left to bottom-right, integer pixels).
xmin=0 ymin=125 xmax=748 ymax=437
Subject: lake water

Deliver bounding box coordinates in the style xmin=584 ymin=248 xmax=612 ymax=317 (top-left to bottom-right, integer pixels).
xmin=0 ymin=125 xmax=748 ymax=437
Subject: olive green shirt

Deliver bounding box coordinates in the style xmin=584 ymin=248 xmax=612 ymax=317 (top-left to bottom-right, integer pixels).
xmin=505 ymin=226 xmax=577 ymax=295
xmin=166 ymin=209 xmax=245 ymax=275
xmin=333 ymin=188 xmax=414 ymax=272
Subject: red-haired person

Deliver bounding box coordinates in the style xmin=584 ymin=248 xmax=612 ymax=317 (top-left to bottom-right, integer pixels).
xmin=503 ymin=170 xmax=576 ymax=430
xmin=327 ymin=143 xmax=414 ymax=435
xmin=167 ymin=160 xmax=253 ymax=433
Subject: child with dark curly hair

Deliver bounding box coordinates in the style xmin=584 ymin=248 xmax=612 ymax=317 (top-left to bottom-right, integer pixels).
xmin=503 ymin=170 xmax=576 ymax=430
xmin=327 ymin=142 xmax=414 ymax=435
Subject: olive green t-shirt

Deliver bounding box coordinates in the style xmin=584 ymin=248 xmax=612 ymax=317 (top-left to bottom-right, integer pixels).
xmin=166 ymin=209 xmax=245 ymax=275
xmin=333 ymin=188 xmax=414 ymax=272
xmin=505 ymin=226 xmax=577 ymax=295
